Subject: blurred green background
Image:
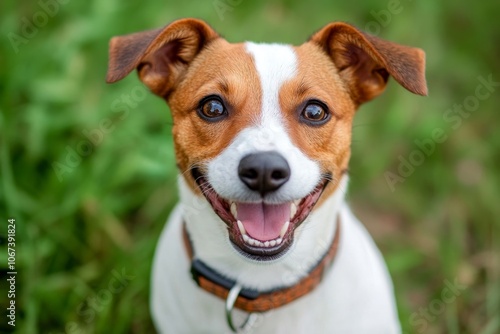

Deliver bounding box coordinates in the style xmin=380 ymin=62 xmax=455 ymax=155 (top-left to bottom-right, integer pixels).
xmin=1 ymin=0 xmax=499 ymax=333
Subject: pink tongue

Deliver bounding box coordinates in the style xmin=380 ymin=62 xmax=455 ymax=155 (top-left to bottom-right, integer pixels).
xmin=237 ymin=202 xmax=290 ymax=241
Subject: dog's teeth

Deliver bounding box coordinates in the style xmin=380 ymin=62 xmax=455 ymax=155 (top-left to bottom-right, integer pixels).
xmin=230 ymin=202 xmax=237 ymax=218
xmin=242 ymin=233 xmax=284 ymax=248
xmin=293 ymin=199 xmax=301 ymax=206
xmin=280 ymin=221 xmax=289 ymax=238
xmin=237 ymin=220 xmax=246 ymax=236
xmin=290 ymin=203 xmax=297 ymax=218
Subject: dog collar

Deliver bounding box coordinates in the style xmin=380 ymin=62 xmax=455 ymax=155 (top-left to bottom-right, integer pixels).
xmin=182 ymin=216 xmax=341 ymax=314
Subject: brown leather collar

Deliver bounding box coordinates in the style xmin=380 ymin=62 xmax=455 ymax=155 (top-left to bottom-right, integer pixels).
xmin=183 ymin=217 xmax=341 ymax=313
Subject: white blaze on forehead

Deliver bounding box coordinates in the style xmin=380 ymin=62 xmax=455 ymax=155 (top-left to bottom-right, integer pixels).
xmin=206 ymin=42 xmax=321 ymax=203
xmin=244 ymin=43 xmax=298 ymax=125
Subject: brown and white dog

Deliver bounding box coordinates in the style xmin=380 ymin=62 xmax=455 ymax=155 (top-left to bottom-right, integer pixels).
xmin=106 ymin=18 xmax=426 ymax=333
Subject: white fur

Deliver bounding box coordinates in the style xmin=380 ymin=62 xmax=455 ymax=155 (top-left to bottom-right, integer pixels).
xmin=150 ymin=43 xmax=401 ymax=333
xmin=151 ymin=183 xmax=400 ymax=333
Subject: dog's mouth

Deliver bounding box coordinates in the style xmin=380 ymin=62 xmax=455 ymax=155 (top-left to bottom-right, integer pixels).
xmin=192 ymin=168 xmax=329 ymax=261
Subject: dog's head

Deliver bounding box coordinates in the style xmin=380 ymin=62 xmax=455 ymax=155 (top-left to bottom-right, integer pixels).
xmin=107 ymin=19 xmax=426 ymax=261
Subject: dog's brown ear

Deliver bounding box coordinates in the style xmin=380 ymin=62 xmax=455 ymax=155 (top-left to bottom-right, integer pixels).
xmin=106 ymin=18 xmax=219 ymax=96
xmin=309 ymin=22 xmax=427 ymax=105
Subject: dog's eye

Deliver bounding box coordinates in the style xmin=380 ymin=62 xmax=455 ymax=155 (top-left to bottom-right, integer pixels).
xmin=198 ymin=97 xmax=227 ymax=121
xmin=303 ymin=104 xmax=325 ymax=120
xmin=301 ymin=102 xmax=330 ymax=125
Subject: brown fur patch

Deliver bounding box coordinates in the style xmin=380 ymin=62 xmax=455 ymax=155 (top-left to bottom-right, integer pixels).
xmin=167 ymin=40 xmax=262 ymax=193
xmin=309 ymin=22 xmax=427 ymax=105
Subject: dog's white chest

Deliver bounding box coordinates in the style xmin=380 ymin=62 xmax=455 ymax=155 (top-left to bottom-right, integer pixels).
xmin=150 ymin=201 xmax=400 ymax=334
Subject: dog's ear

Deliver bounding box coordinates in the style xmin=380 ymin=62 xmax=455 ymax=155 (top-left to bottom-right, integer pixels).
xmin=309 ymin=22 xmax=427 ymax=105
xmin=106 ymin=18 xmax=219 ymax=96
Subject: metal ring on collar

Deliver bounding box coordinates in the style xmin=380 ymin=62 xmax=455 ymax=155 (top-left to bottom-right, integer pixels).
xmin=225 ymin=283 xmax=252 ymax=332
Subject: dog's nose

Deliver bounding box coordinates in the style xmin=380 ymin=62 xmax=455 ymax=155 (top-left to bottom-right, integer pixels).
xmin=238 ymin=151 xmax=290 ymax=196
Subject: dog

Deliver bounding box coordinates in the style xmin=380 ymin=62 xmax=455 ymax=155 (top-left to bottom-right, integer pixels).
xmin=106 ymin=18 xmax=426 ymax=333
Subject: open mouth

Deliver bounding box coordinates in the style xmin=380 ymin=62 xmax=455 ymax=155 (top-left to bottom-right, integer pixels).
xmin=192 ymin=168 xmax=329 ymax=261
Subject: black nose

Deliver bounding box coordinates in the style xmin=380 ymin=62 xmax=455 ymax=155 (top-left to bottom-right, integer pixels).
xmin=238 ymin=151 xmax=291 ymax=196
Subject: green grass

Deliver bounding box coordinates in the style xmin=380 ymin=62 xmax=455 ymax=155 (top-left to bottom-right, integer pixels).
xmin=1 ymin=0 xmax=499 ymax=333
